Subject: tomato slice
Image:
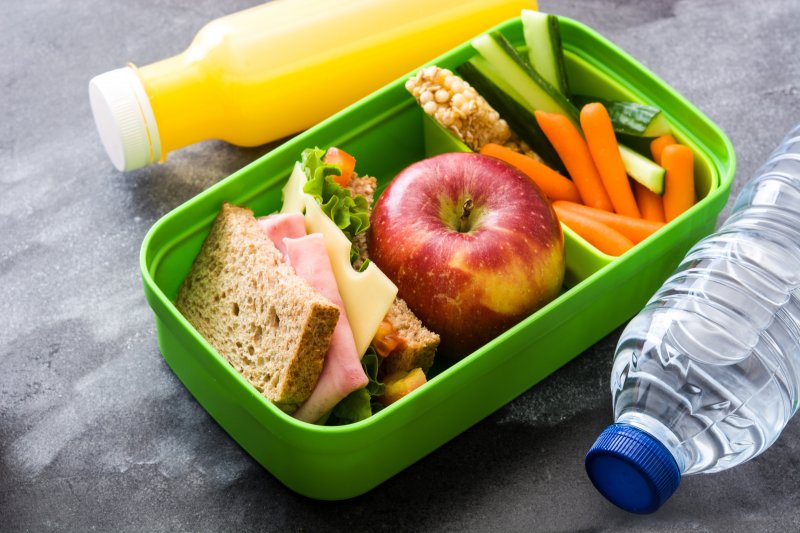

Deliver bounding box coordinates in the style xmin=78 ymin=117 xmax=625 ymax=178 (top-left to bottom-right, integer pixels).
xmin=372 ymin=319 xmax=407 ymax=358
xmin=323 ymin=147 xmax=356 ymax=186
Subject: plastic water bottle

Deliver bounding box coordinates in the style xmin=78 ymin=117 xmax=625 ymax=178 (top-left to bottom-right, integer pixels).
xmin=585 ymin=124 xmax=800 ymax=514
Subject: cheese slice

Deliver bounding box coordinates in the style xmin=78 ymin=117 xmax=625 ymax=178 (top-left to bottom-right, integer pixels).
xmin=280 ymin=162 xmax=398 ymax=356
xmin=303 ymin=199 xmax=397 ymax=356
xmin=280 ymin=162 xmax=308 ymax=214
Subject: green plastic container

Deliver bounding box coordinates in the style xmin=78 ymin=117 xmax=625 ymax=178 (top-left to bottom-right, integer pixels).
xmin=140 ymin=16 xmax=735 ymax=500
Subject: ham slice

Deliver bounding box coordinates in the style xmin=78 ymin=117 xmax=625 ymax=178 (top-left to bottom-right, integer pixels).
xmin=258 ymin=213 xmax=367 ymax=423
xmin=284 ymin=234 xmax=368 ymax=423
xmin=257 ymin=212 xmax=306 ymax=258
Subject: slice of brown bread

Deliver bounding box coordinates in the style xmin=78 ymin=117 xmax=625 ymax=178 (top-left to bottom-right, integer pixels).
xmin=346 ymin=173 xmax=378 ymax=204
xmin=346 ymin=174 xmax=440 ymax=374
xmin=347 ymin=174 xmax=377 ymax=270
xmin=381 ymin=298 xmax=440 ymax=375
xmin=175 ymin=203 xmax=340 ymax=414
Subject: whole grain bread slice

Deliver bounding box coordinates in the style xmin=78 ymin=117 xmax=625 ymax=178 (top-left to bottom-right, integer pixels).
xmin=175 ymin=203 xmax=339 ymax=414
xmin=381 ymin=298 xmax=439 ymax=375
xmin=347 ymin=175 xmax=440 ymax=373
xmin=347 ymin=173 xmax=377 ymax=271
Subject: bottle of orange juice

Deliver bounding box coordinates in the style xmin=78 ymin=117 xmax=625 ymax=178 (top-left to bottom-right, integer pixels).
xmin=89 ymin=0 xmax=536 ymax=171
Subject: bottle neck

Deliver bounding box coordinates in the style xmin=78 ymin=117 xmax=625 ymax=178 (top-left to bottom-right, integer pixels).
xmin=617 ymin=411 xmax=686 ymax=473
xmin=134 ymin=55 xmax=222 ymax=157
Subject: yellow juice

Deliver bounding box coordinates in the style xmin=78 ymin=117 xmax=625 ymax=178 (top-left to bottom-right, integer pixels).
xmin=89 ymin=0 xmax=536 ymax=171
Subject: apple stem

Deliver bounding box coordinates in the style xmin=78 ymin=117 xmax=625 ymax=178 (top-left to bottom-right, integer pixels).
xmin=459 ymin=198 xmax=474 ymax=232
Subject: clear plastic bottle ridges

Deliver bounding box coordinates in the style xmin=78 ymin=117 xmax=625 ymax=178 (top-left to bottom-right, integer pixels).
xmin=585 ymin=124 xmax=800 ymax=514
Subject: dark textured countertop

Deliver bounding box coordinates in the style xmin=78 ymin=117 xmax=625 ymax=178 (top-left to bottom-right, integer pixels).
xmin=4 ymin=0 xmax=800 ymax=530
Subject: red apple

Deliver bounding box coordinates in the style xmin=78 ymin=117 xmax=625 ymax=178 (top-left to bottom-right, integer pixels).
xmin=368 ymin=152 xmax=564 ymax=359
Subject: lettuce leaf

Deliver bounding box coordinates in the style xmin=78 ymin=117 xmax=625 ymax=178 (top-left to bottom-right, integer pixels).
xmin=301 ymin=147 xmax=370 ymax=241
xmin=361 ymin=348 xmax=385 ymax=397
xmin=329 ymin=388 xmax=372 ymax=425
xmin=326 ymin=349 xmax=385 ymax=425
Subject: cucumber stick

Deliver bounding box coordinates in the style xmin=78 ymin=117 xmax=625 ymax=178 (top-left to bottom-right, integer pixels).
xmin=619 ymin=145 xmax=665 ymax=194
xmin=471 ymin=32 xmax=580 ymax=125
xmin=468 ymin=30 xmax=664 ymax=193
xmin=573 ymin=95 xmax=672 ymax=137
xmin=607 ymin=101 xmax=671 ymax=137
xmin=458 ymin=58 xmax=566 ymax=173
xmin=521 ymin=10 xmax=570 ymax=96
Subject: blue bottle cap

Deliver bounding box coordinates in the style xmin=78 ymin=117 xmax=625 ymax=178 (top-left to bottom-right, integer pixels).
xmin=585 ymin=423 xmax=681 ymax=514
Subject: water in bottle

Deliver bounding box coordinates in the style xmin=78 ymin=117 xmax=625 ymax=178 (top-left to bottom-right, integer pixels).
xmin=585 ymin=124 xmax=800 ymax=513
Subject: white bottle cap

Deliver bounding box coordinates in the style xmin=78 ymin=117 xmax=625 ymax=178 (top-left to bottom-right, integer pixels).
xmin=89 ymin=66 xmax=162 ymax=171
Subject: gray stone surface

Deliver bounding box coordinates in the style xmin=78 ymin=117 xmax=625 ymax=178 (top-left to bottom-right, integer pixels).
xmin=3 ymin=0 xmax=800 ymax=530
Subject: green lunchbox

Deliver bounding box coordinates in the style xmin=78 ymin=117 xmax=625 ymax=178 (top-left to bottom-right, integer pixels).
xmin=140 ymin=15 xmax=735 ymax=500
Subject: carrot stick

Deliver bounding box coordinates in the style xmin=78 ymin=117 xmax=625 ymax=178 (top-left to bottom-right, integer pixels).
xmin=634 ymin=181 xmax=665 ymax=222
xmin=535 ymin=110 xmax=614 ymax=211
xmin=479 ymin=143 xmax=582 ymax=203
xmin=661 ymin=144 xmax=695 ymax=222
xmin=554 ymin=205 xmax=634 ymax=256
xmin=580 ymin=103 xmax=640 ymax=218
xmin=645 ymin=135 xmax=676 ymax=221
xmin=650 ymin=134 xmax=677 ymax=165
xmin=553 ymin=200 xmax=664 ymax=244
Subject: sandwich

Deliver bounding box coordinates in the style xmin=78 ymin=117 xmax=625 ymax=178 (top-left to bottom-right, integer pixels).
xmin=175 ymin=147 xmax=439 ymax=424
